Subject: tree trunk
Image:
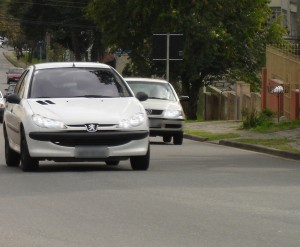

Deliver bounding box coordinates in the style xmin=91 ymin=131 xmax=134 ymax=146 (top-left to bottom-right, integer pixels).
xmin=181 ymin=73 xmax=203 ymax=120
xmin=91 ymin=31 xmax=104 ymax=62
xmin=71 ymin=31 xmax=82 ymax=61
xmin=185 ymin=84 xmax=201 ymax=120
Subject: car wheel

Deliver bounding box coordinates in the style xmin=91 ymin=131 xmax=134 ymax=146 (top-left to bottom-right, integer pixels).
xmin=173 ymin=133 xmax=183 ymax=145
xmin=163 ymin=135 xmax=172 ymax=143
xmin=20 ymin=131 xmax=39 ymax=172
xmin=105 ymin=160 xmax=120 ymax=166
xmin=130 ymin=144 xmax=150 ymax=170
xmin=3 ymin=125 xmax=20 ymax=167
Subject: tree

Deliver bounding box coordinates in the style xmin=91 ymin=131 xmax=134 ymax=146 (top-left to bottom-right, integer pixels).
xmin=87 ymin=0 xmax=285 ymax=119
xmin=7 ymin=0 xmax=103 ymax=62
xmin=0 ymin=0 xmax=24 ymax=48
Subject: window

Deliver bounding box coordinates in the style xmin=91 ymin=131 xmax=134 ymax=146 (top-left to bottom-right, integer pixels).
xmin=30 ymin=68 xmax=132 ymax=98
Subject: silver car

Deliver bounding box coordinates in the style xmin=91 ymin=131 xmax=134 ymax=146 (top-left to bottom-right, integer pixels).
xmin=3 ymin=62 xmax=150 ymax=171
xmin=125 ymin=78 xmax=189 ymax=145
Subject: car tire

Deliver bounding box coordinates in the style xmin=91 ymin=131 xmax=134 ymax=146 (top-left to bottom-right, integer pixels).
xmin=3 ymin=125 xmax=20 ymax=167
xmin=20 ymin=131 xmax=39 ymax=172
xmin=130 ymin=144 xmax=150 ymax=170
xmin=173 ymin=133 xmax=183 ymax=145
xmin=163 ymin=136 xmax=172 ymax=143
xmin=105 ymin=160 xmax=120 ymax=166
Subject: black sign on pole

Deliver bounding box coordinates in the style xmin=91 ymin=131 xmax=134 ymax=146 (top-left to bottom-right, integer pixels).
xmin=152 ymin=33 xmax=183 ymax=60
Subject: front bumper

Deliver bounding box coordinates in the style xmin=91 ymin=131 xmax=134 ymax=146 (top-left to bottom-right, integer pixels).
xmin=27 ymin=130 xmax=149 ymax=160
xmin=148 ymin=118 xmax=184 ymax=136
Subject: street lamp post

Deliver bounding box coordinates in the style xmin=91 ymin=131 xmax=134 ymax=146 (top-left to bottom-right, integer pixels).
xmin=272 ymin=85 xmax=284 ymax=123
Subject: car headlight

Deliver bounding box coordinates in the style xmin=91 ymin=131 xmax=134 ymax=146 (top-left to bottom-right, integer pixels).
xmin=163 ymin=109 xmax=183 ymax=118
xmin=118 ymin=113 xmax=146 ymax=128
xmin=32 ymin=114 xmax=66 ymax=129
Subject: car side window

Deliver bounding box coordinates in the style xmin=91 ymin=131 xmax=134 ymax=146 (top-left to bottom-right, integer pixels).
xmin=15 ymin=70 xmax=29 ymax=98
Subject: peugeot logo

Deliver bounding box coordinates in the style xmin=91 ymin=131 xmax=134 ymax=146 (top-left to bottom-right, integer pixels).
xmin=85 ymin=124 xmax=98 ymax=132
xmin=146 ymin=109 xmax=152 ymax=115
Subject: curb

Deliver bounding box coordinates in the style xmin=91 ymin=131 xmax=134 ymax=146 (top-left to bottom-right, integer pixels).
xmin=183 ymin=134 xmax=208 ymax=142
xmin=219 ymin=140 xmax=300 ymax=160
xmin=184 ymin=134 xmax=300 ymax=161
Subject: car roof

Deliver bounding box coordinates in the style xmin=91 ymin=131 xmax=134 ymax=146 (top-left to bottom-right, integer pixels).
xmin=32 ymin=62 xmax=112 ymax=70
xmin=8 ymin=67 xmax=24 ymax=70
xmin=124 ymin=77 xmax=169 ymax=84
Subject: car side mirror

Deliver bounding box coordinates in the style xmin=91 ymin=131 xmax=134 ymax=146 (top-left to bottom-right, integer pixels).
xmin=6 ymin=94 xmax=21 ymax=104
xmin=180 ymin=96 xmax=189 ymax=102
xmin=135 ymin=92 xmax=148 ymax=102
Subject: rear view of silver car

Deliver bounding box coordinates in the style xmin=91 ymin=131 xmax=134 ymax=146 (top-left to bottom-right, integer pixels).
xmin=125 ymin=78 xmax=189 ymax=145
xmin=3 ymin=62 xmax=150 ymax=171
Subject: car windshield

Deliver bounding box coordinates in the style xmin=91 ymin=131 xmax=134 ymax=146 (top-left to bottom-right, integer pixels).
xmin=9 ymin=68 xmax=23 ymax=74
xmin=30 ymin=68 xmax=132 ymax=98
xmin=127 ymin=81 xmax=177 ymax=101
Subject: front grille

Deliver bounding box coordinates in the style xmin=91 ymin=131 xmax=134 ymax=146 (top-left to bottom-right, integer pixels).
xmin=53 ymin=138 xmax=129 ymax=147
xmin=29 ymin=131 xmax=148 ymax=147
xmin=165 ymin=124 xmax=182 ymax=129
xmin=146 ymin=109 xmax=163 ymax=115
xmin=67 ymin=124 xmax=116 ymax=128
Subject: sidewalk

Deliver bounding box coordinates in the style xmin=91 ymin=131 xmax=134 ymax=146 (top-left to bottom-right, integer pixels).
xmin=2 ymin=46 xmax=28 ymax=69
xmin=184 ymin=120 xmax=300 ymax=161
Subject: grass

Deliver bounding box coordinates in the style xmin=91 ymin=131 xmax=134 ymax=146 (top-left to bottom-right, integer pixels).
xmin=184 ymin=129 xmax=240 ymax=141
xmin=234 ymin=138 xmax=299 ymax=153
xmin=184 ymin=120 xmax=300 ymax=153
xmin=253 ymin=119 xmax=300 ymax=133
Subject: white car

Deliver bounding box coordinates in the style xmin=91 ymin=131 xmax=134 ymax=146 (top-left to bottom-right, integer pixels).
xmin=125 ymin=78 xmax=189 ymax=145
xmin=3 ymin=62 xmax=150 ymax=171
xmin=0 ymin=91 xmax=5 ymax=122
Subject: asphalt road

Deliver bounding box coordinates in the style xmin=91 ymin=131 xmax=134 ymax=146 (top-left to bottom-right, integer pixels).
xmin=0 ymin=46 xmax=12 ymax=92
xmin=0 ymin=47 xmax=300 ymax=247
xmin=1 ymin=126 xmax=300 ymax=246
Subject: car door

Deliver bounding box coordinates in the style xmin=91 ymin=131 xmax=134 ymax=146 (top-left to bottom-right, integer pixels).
xmin=5 ymin=71 xmax=29 ymax=149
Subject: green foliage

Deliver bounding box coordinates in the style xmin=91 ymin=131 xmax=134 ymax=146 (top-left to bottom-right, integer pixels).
xmin=87 ymin=0 xmax=285 ymax=119
xmin=255 ymin=118 xmax=300 ymax=132
xmin=7 ymin=0 xmax=98 ymax=61
xmin=46 ymin=43 xmax=67 ymax=62
xmin=242 ymin=108 xmax=274 ymax=129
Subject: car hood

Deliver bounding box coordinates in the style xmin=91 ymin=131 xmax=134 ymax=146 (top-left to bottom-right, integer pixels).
xmin=27 ymin=97 xmax=144 ymax=124
xmin=141 ymin=99 xmax=182 ymax=111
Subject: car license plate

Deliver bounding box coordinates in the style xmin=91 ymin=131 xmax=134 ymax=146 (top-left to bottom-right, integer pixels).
xmin=149 ymin=119 xmax=162 ymax=128
xmin=75 ymin=146 xmax=109 ymax=158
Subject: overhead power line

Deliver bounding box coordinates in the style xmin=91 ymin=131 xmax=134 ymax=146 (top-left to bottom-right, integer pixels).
xmin=7 ymin=1 xmax=86 ymax=9
xmin=0 ymin=16 xmax=97 ymax=29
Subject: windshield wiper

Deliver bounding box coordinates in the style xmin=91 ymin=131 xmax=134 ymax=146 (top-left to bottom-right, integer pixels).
xmin=148 ymin=97 xmax=168 ymax=100
xmin=74 ymin=95 xmax=113 ymax=98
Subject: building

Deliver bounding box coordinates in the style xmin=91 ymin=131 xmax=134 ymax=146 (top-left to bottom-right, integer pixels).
xmin=269 ymin=0 xmax=299 ymax=39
